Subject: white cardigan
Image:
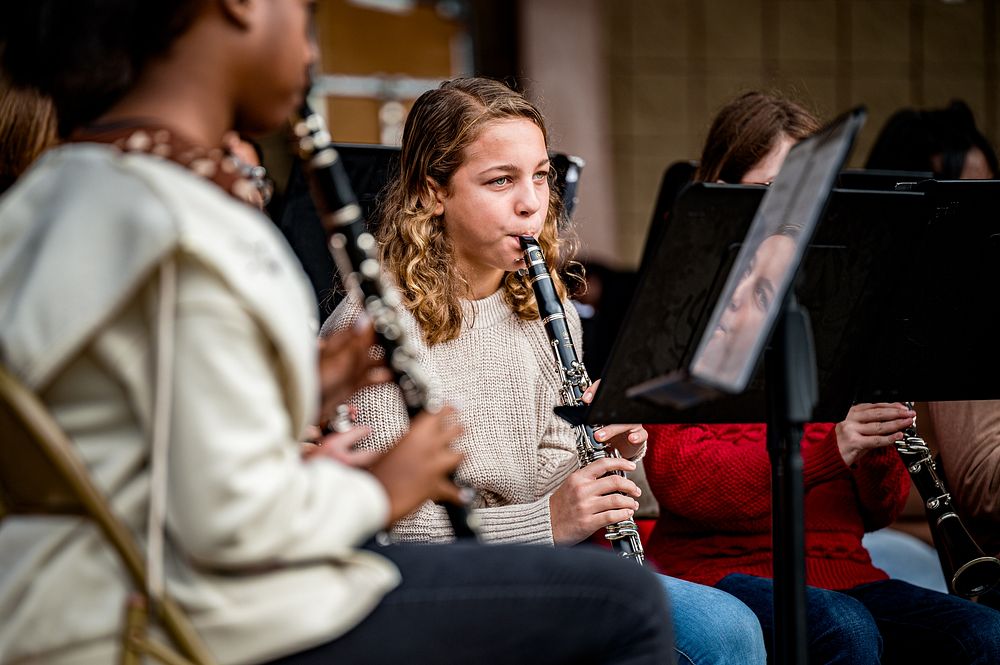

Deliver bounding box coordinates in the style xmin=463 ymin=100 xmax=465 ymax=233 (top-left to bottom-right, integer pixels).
xmin=0 ymin=145 xmax=398 ymax=665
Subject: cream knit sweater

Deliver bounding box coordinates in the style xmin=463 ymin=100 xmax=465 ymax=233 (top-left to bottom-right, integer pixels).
xmin=325 ymin=287 xmax=644 ymax=544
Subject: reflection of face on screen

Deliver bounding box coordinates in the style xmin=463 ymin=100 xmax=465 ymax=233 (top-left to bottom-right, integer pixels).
xmin=694 ymin=230 xmax=797 ymax=383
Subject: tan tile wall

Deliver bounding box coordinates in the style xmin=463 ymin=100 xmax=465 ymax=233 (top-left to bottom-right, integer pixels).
xmin=605 ymin=0 xmax=1000 ymax=268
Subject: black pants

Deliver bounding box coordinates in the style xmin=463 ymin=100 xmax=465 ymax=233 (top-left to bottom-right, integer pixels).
xmin=980 ymin=586 xmax=1000 ymax=611
xmin=268 ymin=542 xmax=674 ymax=665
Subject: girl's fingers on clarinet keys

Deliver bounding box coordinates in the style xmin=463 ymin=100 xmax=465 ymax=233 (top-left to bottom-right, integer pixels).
xmin=309 ymin=425 xmax=381 ymax=468
xmin=581 ymin=378 xmax=601 ymax=403
xmin=549 ymin=461 xmax=640 ymax=544
xmin=836 ymin=403 xmax=916 ymax=465
xmin=595 ymin=423 xmax=648 ymax=456
xmin=582 ymin=456 xmax=638 ymax=481
xmin=591 ymin=472 xmax=642 ymax=501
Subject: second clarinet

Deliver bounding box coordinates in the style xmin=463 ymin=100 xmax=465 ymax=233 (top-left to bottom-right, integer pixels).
xmin=291 ymin=102 xmax=480 ymax=541
xmin=519 ymin=235 xmax=645 ymax=565
xmin=896 ymin=403 xmax=1000 ymax=597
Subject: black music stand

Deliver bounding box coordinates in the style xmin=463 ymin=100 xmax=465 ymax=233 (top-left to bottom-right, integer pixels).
xmin=550 ymin=153 xmax=586 ymax=226
xmin=637 ymin=160 xmax=698 ymax=273
xmin=571 ymin=108 xmax=868 ymax=665
xmin=836 ymin=168 xmax=932 ymax=191
xmin=852 ymin=178 xmax=1000 ymax=403
xmin=584 ymin=184 xmax=933 ymax=425
xmin=278 ymin=144 xmax=400 ymax=318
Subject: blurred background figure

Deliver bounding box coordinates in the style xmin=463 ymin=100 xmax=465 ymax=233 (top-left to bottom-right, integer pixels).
xmin=866 ymin=100 xmax=998 ymax=180
xmin=696 ymin=91 xmax=820 ymax=185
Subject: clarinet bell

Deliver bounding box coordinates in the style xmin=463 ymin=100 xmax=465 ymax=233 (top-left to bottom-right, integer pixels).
xmin=952 ymin=555 xmax=1000 ymax=598
xmin=935 ymin=513 xmax=1000 ymax=597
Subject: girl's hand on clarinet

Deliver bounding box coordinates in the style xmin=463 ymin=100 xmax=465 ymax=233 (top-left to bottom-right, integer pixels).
xmin=835 ymin=402 xmax=915 ymax=467
xmin=582 ymin=379 xmax=647 ymax=459
xmin=549 ymin=457 xmax=641 ymax=545
xmin=318 ymin=318 xmax=392 ymax=419
xmin=369 ymin=406 xmax=465 ymax=526
xmin=302 ymin=424 xmax=381 ymax=468
xmin=593 ymin=423 xmax=647 ymax=459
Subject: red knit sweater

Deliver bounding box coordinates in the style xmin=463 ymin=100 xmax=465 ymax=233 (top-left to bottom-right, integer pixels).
xmin=644 ymin=423 xmax=910 ymax=591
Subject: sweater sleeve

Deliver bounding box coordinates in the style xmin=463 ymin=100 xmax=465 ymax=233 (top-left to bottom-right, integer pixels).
xmin=325 ymin=296 xmax=563 ymax=545
xmin=645 ymin=422 xmax=849 ymax=528
xmin=536 ymin=411 xmax=581 ymax=492
xmin=848 ymin=436 xmax=911 ymax=532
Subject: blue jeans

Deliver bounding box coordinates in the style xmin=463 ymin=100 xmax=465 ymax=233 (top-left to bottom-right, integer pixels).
xmin=657 ymin=574 xmax=766 ymax=665
xmin=268 ymin=542 xmax=674 ymax=664
xmin=980 ymin=586 xmax=1000 ymax=611
xmin=716 ymin=573 xmax=1000 ymax=665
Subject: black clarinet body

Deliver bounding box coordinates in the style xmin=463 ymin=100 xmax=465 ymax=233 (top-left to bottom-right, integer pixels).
xmin=291 ymin=102 xmax=480 ymax=541
xmin=519 ymin=236 xmax=645 ymax=564
xmin=896 ymin=402 xmax=1000 ymax=597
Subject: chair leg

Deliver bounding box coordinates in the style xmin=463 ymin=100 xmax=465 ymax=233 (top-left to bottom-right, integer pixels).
xmin=120 ymin=594 xmax=200 ymax=665
xmin=120 ymin=594 xmax=149 ymax=665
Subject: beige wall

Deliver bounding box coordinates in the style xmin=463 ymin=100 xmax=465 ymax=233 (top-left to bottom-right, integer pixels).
xmin=604 ymin=0 xmax=1000 ymax=268
xmin=521 ymin=0 xmax=620 ymax=267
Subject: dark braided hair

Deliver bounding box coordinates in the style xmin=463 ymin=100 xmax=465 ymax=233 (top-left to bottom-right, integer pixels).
xmin=865 ymin=100 xmax=998 ymax=179
xmin=0 ymin=1 xmax=204 ymax=137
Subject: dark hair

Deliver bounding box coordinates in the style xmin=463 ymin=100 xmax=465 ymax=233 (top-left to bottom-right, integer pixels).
xmin=866 ymin=100 xmax=998 ymax=179
xmin=697 ymin=91 xmax=820 ymax=183
xmin=0 ymin=1 xmax=204 ymax=137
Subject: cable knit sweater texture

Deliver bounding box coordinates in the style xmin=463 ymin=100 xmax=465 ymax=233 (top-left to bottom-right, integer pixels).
xmin=644 ymin=423 xmax=909 ymax=590
xmin=325 ymin=289 xmax=645 ymax=544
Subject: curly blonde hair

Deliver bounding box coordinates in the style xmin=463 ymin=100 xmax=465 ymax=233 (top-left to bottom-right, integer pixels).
xmin=378 ymin=77 xmax=576 ymax=346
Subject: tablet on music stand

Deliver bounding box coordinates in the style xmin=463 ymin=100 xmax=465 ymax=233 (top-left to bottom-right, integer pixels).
xmin=624 ymin=107 xmax=867 ymax=409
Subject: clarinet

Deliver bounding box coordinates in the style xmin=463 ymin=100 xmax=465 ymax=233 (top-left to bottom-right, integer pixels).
xmin=896 ymin=402 xmax=1000 ymax=596
xmin=291 ymin=101 xmax=481 ymax=541
xmin=519 ymin=235 xmax=645 ymax=564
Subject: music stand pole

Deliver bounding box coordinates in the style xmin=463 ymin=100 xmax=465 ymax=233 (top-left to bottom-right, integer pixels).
xmin=765 ymin=293 xmax=816 ymax=665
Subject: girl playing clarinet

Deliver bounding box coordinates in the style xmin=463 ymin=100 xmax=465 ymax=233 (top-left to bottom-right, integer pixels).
xmin=325 ymin=76 xmax=767 ymax=665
